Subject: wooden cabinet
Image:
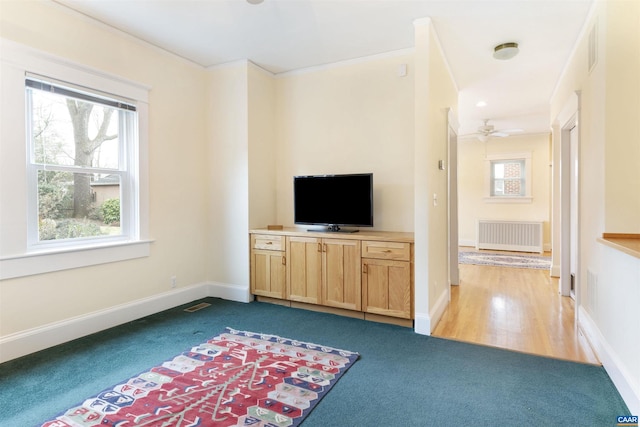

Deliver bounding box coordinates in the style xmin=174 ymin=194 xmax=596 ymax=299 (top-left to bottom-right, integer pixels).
xmin=361 ymin=240 xmax=413 ymax=319
xmin=286 ymin=237 xmax=361 ymax=310
xmin=250 ymin=234 xmax=286 ymax=299
xmin=286 ymin=236 xmax=322 ymax=304
xmin=250 ymin=228 xmax=413 ymax=322
xmin=322 ymin=239 xmax=361 ymax=311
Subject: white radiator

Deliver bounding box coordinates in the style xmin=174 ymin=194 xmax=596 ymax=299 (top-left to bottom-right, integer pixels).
xmin=476 ymin=220 xmax=543 ymax=254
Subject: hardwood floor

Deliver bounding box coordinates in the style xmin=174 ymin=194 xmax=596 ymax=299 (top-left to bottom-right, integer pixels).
xmin=432 ymin=254 xmax=600 ymax=364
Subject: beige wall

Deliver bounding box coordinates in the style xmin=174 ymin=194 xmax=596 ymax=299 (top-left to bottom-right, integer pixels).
xmin=457 ymin=133 xmax=551 ymax=248
xmin=275 ymin=53 xmax=415 ymax=232
xmin=413 ymin=19 xmax=458 ymax=333
xmin=248 ymin=64 xmax=278 ymax=230
xmin=0 ymin=1 xmax=209 ymax=335
xmin=0 ymin=1 xmax=457 ymax=359
xmin=205 ymin=63 xmax=250 ymax=290
xmin=604 ymin=0 xmax=640 ymax=232
xmin=550 ymin=0 xmax=640 ymax=412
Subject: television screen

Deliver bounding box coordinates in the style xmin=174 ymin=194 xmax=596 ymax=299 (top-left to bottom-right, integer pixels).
xmin=294 ymin=173 xmax=373 ymax=230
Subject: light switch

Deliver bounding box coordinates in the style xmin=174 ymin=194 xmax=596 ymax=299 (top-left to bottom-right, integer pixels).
xmin=398 ymin=63 xmax=407 ymax=77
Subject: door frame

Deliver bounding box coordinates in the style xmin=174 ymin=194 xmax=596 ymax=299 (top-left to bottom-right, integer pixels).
xmin=557 ymin=91 xmax=581 ymax=305
xmin=447 ymin=109 xmax=459 ymax=290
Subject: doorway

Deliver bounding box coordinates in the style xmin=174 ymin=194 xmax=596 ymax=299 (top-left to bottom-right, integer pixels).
xmin=560 ymin=113 xmax=579 ymax=299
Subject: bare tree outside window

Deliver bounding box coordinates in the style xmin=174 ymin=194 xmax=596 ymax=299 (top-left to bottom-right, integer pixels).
xmin=28 ymin=81 xmax=126 ymax=241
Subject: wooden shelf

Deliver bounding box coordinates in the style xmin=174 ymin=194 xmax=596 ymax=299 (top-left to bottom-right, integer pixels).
xmin=598 ymin=233 xmax=640 ymax=259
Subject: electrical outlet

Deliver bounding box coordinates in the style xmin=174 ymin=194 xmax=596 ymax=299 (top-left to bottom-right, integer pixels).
xmin=170 ymin=275 xmax=177 ymax=289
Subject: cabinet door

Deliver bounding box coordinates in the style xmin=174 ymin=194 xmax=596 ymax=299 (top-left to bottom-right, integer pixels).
xmin=362 ymin=259 xmax=412 ymax=319
xmin=250 ymin=250 xmax=286 ymax=299
xmin=286 ymin=236 xmax=322 ymax=304
xmin=322 ymin=239 xmax=361 ymax=311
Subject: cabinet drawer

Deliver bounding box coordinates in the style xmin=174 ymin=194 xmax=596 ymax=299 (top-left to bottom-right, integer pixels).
xmin=252 ymin=234 xmax=284 ymax=251
xmin=362 ymin=240 xmax=410 ymax=261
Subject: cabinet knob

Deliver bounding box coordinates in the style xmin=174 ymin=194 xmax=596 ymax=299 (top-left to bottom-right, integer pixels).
xmin=362 ymin=264 xmax=367 ymax=274
xmin=282 ymin=256 xmax=286 ymax=265
xmin=318 ymin=243 xmax=322 ymax=252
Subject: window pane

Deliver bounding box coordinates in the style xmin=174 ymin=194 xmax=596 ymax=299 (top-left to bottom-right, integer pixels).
xmin=37 ymin=170 xmax=121 ymax=241
xmin=30 ymin=88 xmax=120 ymax=169
xmin=493 ymin=163 xmax=505 ymax=179
xmin=503 ymin=179 xmax=523 ymax=196
xmin=490 ymin=159 xmax=526 ymax=197
xmin=504 ymin=161 xmax=522 ymax=179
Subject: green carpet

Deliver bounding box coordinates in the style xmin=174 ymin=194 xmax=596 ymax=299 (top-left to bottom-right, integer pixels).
xmin=0 ymin=298 xmax=629 ymax=426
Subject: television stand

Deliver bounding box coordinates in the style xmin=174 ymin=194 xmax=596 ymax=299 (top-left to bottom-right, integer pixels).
xmin=249 ymin=227 xmax=415 ymax=324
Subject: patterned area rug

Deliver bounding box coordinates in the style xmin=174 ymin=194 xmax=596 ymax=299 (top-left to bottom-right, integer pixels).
xmin=41 ymin=328 xmax=359 ymax=427
xmin=459 ymin=251 xmax=551 ymax=270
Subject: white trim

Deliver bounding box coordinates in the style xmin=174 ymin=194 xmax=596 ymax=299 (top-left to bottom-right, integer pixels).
xmin=458 ymin=239 xmax=476 ymax=248
xmin=484 ymin=151 xmax=532 ymax=200
xmin=207 ymin=58 xmax=251 ymax=72
xmin=0 ymin=282 xmax=209 ymax=363
xmin=275 ymin=48 xmax=415 ymax=78
xmin=207 ymin=281 xmax=252 ymax=303
xmin=0 ymin=240 xmax=153 ymax=280
xmin=207 ymin=59 xmax=275 ymax=79
xmin=578 ymin=306 xmax=640 ymax=414
xmin=0 ymin=38 xmax=151 ymax=278
xmin=429 ymin=288 xmax=449 ymax=333
xmin=1 ymin=38 xmax=150 ymax=101
xmin=0 ymin=280 xmax=252 ymax=363
xmin=49 ymin=0 xmax=204 ymax=70
xmin=549 ymin=0 xmax=599 ymax=101
xmin=483 ymin=196 xmax=533 ymax=204
xmin=414 ymin=312 xmax=430 ymax=335
xmin=428 ymin=19 xmax=459 ymax=93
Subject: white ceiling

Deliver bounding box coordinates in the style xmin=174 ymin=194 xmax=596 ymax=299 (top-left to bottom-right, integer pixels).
xmin=55 ymin=0 xmax=593 ymax=137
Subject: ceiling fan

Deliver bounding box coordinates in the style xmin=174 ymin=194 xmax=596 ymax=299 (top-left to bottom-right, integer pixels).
xmin=473 ymin=119 xmax=511 ymax=142
xmin=461 ymin=119 xmax=524 ymax=142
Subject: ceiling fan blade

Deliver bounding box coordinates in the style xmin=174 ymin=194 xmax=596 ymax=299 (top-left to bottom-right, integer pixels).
xmin=491 ymin=132 xmax=509 ymax=137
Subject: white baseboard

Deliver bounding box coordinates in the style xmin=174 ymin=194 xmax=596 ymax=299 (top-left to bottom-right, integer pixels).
xmin=578 ymin=306 xmax=640 ymax=414
xmin=458 ymin=239 xmax=475 ymax=248
xmin=414 ymin=312 xmax=430 ymax=335
xmin=550 ymin=265 xmax=560 ymax=277
xmin=429 ymin=288 xmax=449 ymax=334
xmin=207 ymin=281 xmax=252 ymax=303
xmin=406 ymin=286 xmax=450 ymax=337
xmin=0 ymin=281 xmax=251 ymax=363
xmin=458 ymin=240 xmax=552 ymax=253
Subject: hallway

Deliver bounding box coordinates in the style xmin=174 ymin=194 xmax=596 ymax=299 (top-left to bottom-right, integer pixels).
xmin=432 ymin=259 xmax=599 ymax=364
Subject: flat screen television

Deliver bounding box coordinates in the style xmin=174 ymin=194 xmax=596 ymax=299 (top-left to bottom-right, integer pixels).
xmin=293 ymin=173 xmax=373 ymax=232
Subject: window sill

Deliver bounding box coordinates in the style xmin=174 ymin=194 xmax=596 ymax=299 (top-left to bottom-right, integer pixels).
xmin=0 ymin=239 xmax=153 ymax=280
xmin=483 ymin=196 xmax=533 ymax=204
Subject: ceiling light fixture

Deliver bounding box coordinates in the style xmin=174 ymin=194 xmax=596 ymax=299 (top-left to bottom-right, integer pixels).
xmin=476 ymin=101 xmax=487 ymax=107
xmin=493 ymin=42 xmax=519 ymax=60
xmin=247 ymin=0 xmax=264 ymax=4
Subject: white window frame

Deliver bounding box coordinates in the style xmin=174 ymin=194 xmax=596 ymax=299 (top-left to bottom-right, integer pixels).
xmin=484 ymin=152 xmax=532 ymax=203
xmin=0 ymin=39 xmax=151 ymax=279
xmin=25 ymin=75 xmax=138 ymax=250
